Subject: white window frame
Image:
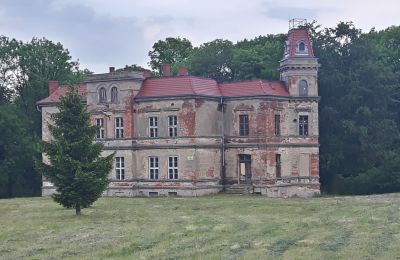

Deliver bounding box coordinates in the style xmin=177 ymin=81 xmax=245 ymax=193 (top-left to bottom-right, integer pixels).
xmin=96 ymin=118 xmax=105 ymax=139
xmin=115 ymin=157 xmax=125 ymax=180
xmin=149 ymin=116 xmax=158 ymax=138
xmin=115 ymin=117 xmax=124 ymax=139
xmin=168 ymin=156 xmax=178 ymax=180
xmin=168 ymin=115 xmax=178 ymax=137
xmin=149 ymin=156 xmax=159 ymax=180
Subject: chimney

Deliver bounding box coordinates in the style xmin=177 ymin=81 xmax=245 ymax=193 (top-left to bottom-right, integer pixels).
xmin=178 ymin=66 xmax=189 ymax=76
xmin=48 ymin=80 xmax=59 ymax=95
xmin=143 ymin=69 xmax=151 ymax=78
xmin=162 ymin=64 xmax=171 ymax=77
xmin=109 ymin=67 xmax=115 ymax=73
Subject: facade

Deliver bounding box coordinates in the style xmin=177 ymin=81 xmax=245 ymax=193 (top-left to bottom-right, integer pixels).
xmin=37 ymin=25 xmax=320 ymax=198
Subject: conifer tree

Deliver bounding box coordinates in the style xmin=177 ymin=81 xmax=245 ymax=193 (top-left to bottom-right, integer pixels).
xmin=37 ymin=86 xmax=113 ymax=215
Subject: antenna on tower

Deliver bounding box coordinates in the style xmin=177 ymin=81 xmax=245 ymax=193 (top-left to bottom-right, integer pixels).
xmin=289 ymin=18 xmax=307 ymax=29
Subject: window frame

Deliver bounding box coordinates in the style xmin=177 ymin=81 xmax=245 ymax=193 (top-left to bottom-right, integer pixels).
xmin=299 ymin=80 xmax=308 ymax=96
xmin=148 ymin=116 xmax=158 ymax=138
xmin=168 ymin=115 xmax=178 ymax=137
xmin=168 ymin=156 xmax=178 ymax=180
xmin=149 ymin=156 xmax=159 ymax=180
xmin=99 ymin=87 xmax=107 ymax=103
xmin=299 ymin=115 xmax=309 ymax=136
xmin=274 ymin=114 xmax=281 ymax=136
xmin=239 ymin=114 xmax=249 ymax=136
xmin=115 ymin=157 xmax=125 ymax=180
xmin=276 ymin=154 xmax=282 ymax=179
xmin=115 ymin=117 xmax=124 ymax=139
xmin=111 ymin=86 xmax=118 ymax=103
xmin=96 ymin=118 xmax=105 ymax=139
xmin=296 ymin=41 xmax=308 ymax=53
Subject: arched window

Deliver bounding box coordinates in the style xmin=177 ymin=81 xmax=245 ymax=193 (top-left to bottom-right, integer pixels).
xmin=111 ymin=87 xmax=118 ymax=103
xmin=299 ymin=80 xmax=308 ymax=96
xmin=99 ymin=87 xmax=107 ymax=103
xmin=296 ymin=41 xmax=307 ymax=53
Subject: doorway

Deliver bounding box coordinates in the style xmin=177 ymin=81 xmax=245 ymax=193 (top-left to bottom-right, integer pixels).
xmin=239 ymin=154 xmax=252 ymax=184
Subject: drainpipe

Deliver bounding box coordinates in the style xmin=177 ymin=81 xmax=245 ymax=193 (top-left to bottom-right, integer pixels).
xmin=220 ymin=97 xmax=225 ymax=187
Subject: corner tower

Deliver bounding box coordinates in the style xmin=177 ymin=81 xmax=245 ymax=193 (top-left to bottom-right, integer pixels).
xmin=279 ymin=19 xmax=320 ymax=97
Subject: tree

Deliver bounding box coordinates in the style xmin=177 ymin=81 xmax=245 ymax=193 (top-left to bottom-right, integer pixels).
xmin=148 ymin=37 xmax=193 ymax=74
xmin=187 ymin=39 xmax=234 ymax=82
xmin=36 ymin=87 xmax=113 ymax=215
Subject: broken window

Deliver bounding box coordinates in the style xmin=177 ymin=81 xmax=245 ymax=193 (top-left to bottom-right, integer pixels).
xmin=99 ymin=87 xmax=107 ymax=103
xmin=115 ymin=117 xmax=124 ymax=138
xmin=149 ymin=156 xmax=159 ymax=180
xmin=149 ymin=116 xmax=158 ymax=137
xmin=168 ymin=115 xmax=178 ymax=137
xmin=274 ymin=114 xmax=281 ymax=136
xmin=299 ymin=115 xmax=309 ymax=136
xmin=115 ymin=157 xmax=125 ymax=180
xmin=239 ymin=114 xmax=249 ymax=136
xmin=111 ymin=86 xmax=118 ymax=103
xmin=276 ymin=154 xmax=281 ymax=178
xmin=96 ymin=118 xmax=105 ymax=139
xmin=168 ymin=156 xmax=178 ymax=179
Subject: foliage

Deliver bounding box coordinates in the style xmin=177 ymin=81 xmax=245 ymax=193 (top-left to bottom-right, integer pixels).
xmin=36 ymin=87 xmax=113 ymax=215
xmin=0 ymin=104 xmax=40 ymax=198
xmin=148 ymin=37 xmax=193 ymax=74
xmin=311 ymin=22 xmax=400 ymax=194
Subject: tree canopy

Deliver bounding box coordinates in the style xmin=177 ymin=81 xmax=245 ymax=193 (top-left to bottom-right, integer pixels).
xmin=36 ymin=87 xmax=113 ymax=215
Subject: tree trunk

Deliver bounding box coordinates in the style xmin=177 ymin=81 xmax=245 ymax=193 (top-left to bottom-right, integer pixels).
xmin=75 ymin=205 xmax=81 ymax=215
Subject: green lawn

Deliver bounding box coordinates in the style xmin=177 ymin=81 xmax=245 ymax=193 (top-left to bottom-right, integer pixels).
xmin=1 ymin=195 xmax=400 ymax=259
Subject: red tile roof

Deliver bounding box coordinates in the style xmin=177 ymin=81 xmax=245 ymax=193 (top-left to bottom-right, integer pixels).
xmin=36 ymin=85 xmax=86 ymax=105
xmin=37 ymin=77 xmax=289 ymax=106
xmin=287 ymin=28 xmax=314 ymax=57
xmin=218 ymin=80 xmax=289 ymax=97
xmin=136 ymin=76 xmax=221 ymax=98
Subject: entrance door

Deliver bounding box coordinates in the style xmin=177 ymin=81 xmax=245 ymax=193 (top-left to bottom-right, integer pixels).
xmin=239 ymin=155 xmax=252 ymax=184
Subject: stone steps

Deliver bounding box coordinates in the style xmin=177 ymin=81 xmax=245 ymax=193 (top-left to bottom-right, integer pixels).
xmin=222 ymin=185 xmax=253 ymax=194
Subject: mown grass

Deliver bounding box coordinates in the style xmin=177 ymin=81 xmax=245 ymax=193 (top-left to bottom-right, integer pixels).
xmin=1 ymin=195 xmax=400 ymax=259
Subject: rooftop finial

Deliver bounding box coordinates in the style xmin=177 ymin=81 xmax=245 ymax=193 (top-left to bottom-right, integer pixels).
xmin=289 ymin=18 xmax=307 ymax=30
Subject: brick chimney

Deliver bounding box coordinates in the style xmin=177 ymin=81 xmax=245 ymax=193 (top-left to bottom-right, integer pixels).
xmin=162 ymin=64 xmax=171 ymax=77
xmin=143 ymin=69 xmax=151 ymax=78
xmin=48 ymin=80 xmax=59 ymax=95
xmin=109 ymin=67 xmax=115 ymax=73
xmin=178 ymin=66 xmax=189 ymax=76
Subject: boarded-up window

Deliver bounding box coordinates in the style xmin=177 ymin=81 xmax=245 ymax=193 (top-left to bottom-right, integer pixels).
xmin=299 ymin=154 xmax=310 ymax=176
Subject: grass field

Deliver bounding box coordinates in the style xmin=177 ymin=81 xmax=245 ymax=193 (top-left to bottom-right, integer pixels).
xmin=1 ymin=195 xmax=400 ymax=259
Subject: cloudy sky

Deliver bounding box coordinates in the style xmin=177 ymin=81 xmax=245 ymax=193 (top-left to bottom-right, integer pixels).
xmin=0 ymin=0 xmax=398 ymax=73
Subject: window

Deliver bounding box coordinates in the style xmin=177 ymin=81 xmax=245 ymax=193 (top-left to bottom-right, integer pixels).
xmin=239 ymin=115 xmax=249 ymax=136
xmin=168 ymin=156 xmax=178 ymax=179
xmin=168 ymin=115 xmax=178 ymax=137
xmin=111 ymin=87 xmax=118 ymax=103
xmin=115 ymin=117 xmax=124 ymax=138
xmin=274 ymin=114 xmax=281 ymax=136
xmin=276 ymin=154 xmax=281 ymax=178
xmin=296 ymin=41 xmax=307 ymax=53
xmin=115 ymin=157 xmax=125 ymax=180
xmin=149 ymin=156 xmax=159 ymax=180
xmin=149 ymin=116 xmax=158 ymax=138
xmin=96 ymin=118 xmax=105 ymax=139
xmin=299 ymin=80 xmax=308 ymax=96
xmin=299 ymin=115 xmax=309 ymax=136
xmin=99 ymin=87 xmax=107 ymax=103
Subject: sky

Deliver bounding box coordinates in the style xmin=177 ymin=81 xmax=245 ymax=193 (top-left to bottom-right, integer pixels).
xmin=0 ymin=0 xmax=398 ymax=73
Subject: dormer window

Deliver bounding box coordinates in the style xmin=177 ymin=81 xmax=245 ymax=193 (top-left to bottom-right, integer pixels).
xmin=111 ymin=87 xmax=118 ymax=103
xmin=299 ymin=80 xmax=308 ymax=96
xmin=99 ymin=87 xmax=107 ymax=103
xmin=296 ymin=41 xmax=308 ymax=54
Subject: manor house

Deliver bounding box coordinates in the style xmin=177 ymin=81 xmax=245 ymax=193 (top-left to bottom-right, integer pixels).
xmin=37 ymin=23 xmax=320 ymax=197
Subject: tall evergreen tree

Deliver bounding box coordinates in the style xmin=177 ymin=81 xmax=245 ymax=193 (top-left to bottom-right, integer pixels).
xmin=36 ymin=87 xmax=113 ymax=215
